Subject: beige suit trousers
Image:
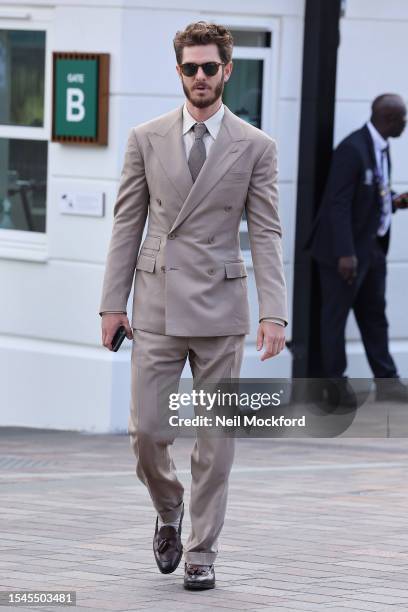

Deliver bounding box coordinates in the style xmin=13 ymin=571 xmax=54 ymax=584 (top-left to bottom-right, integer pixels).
xmin=128 ymin=328 xmax=245 ymax=565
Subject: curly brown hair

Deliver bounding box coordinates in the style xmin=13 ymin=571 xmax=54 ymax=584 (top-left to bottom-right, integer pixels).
xmin=173 ymin=21 xmax=234 ymax=65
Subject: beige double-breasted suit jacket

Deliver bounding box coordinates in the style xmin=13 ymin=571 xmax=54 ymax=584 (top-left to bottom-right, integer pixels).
xmin=99 ymin=104 xmax=287 ymax=336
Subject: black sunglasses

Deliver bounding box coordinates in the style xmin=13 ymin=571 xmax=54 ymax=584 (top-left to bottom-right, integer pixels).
xmin=179 ymin=62 xmax=225 ymax=77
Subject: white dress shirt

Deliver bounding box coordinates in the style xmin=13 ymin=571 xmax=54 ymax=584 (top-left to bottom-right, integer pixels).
xmin=366 ymin=121 xmax=392 ymax=236
xmin=182 ymin=102 xmax=224 ymax=158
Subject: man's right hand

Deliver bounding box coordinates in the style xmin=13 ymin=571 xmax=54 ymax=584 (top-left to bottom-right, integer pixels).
xmin=101 ymin=313 xmax=133 ymax=351
xmin=338 ymin=255 xmax=358 ymax=284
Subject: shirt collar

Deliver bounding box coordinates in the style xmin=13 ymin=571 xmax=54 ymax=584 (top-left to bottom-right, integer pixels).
xmin=182 ymin=102 xmax=224 ymax=140
xmin=367 ymin=120 xmax=388 ymax=152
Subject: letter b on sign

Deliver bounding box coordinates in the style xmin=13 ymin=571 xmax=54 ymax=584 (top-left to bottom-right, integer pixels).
xmin=67 ymin=88 xmax=85 ymax=122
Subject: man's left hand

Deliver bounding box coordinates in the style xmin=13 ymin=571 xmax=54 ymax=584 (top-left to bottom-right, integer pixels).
xmin=256 ymin=321 xmax=286 ymax=361
xmin=393 ymin=192 xmax=408 ymax=209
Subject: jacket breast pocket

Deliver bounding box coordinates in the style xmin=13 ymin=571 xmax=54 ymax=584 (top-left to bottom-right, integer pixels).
xmin=223 ymin=171 xmax=250 ymax=184
xmin=225 ymin=262 xmax=248 ymax=279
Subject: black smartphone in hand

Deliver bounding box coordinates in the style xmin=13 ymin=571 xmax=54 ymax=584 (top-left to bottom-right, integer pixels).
xmin=111 ymin=325 xmax=127 ymax=352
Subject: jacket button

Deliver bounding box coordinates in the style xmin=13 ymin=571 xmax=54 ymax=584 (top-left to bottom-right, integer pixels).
xmin=168 ymin=233 xmax=176 ymax=240
xmin=224 ymin=205 xmax=232 ymax=212
xmin=208 ymin=236 xmax=215 ymax=244
xmin=208 ymin=268 xmax=215 ymax=275
xmin=160 ymin=266 xmax=166 ymax=273
xmin=157 ymin=198 xmax=162 ymax=206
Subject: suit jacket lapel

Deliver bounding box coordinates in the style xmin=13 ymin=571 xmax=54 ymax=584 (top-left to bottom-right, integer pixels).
xmin=362 ymin=124 xmax=391 ymax=213
xmin=362 ymin=123 xmax=392 ymax=179
xmin=147 ymin=107 xmax=193 ymax=209
xmin=362 ymin=124 xmax=378 ymax=173
xmin=169 ymin=106 xmax=249 ymax=232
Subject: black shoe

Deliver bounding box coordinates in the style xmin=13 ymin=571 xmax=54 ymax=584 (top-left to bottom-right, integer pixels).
xmin=376 ymin=378 xmax=408 ymax=403
xmin=153 ymin=503 xmax=184 ymax=574
xmin=184 ymin=563 xmax=215 ymax=590
xmin=325 ymin=378 xmax=357 ymax=409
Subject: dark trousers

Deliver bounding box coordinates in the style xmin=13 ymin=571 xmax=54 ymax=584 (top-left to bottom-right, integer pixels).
xmin=319 ymin=240 xmax=398 ymax=379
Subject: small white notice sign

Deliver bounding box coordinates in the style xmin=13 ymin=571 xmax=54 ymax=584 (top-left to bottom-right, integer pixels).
xmin=59 ymin=191 xmax=105 ymax=217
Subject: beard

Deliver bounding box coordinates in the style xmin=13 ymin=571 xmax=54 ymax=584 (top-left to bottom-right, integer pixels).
xmin=182 ymin=73 xmax=225 ymax=109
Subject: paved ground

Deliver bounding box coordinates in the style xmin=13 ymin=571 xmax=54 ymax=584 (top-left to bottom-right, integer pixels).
xmin=1 ymin=426 xmax=408 ymax=611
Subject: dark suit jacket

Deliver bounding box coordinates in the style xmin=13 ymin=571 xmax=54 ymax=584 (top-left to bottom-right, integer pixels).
xmin=307 ymin=124 xmax=393 ymax=265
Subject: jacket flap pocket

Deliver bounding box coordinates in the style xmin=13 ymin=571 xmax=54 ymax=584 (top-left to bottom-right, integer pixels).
xmin=142 ymin=235 xmax=161 ymax=251
xmin=224 ymin=171 xmax=250 ymax=182
xmin=229 ymin=170 xmax=250 ymax=177
xmin=136 ymin=254 xmax=156 ymax=273
xmin=225 ymin=262 xmax=247 ymax=278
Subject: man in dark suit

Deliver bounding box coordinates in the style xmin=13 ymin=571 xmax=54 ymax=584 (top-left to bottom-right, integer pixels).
xmin=309 ymin=93 xmax=408 ymax=404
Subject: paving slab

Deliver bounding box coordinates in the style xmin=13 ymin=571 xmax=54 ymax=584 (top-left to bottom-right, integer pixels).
xmin=1 ymin=428 xmax=408 ymax=611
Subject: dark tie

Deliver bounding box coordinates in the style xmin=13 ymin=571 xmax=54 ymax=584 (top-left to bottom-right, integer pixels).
xmin=188 ymin=122 xmax=207 ymax=182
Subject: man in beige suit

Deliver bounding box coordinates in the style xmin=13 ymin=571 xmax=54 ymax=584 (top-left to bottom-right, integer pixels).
xmin=100 ymin=22 xmax=287 ymax=590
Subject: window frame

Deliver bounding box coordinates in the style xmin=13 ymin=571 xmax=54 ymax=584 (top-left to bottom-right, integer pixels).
xmin=0 ymin=17 xmax=52 ymax=262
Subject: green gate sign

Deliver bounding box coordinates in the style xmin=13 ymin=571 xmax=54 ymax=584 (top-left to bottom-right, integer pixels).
xmin=52 ymin=53 xmax=109 ymax=145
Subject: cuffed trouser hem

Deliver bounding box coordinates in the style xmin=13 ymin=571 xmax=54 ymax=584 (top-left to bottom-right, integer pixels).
xmin=159 ymin=499 xmax=184 ymax=524
xmin=184 ymin=551 xmax=217 ymax=565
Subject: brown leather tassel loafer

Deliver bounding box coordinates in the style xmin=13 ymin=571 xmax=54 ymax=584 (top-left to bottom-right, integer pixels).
xmin=153 ymin=504 xmax=184 ymax=574
xmin=183 ymin=563 xmax=216 ymax=590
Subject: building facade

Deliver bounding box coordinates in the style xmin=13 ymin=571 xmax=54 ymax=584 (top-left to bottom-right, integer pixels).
xmin=1 ymin=0 xmax=407 ymax=431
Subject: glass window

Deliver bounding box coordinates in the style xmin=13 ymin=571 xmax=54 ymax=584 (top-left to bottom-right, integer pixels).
xmin=0 ymin=30 xmax=46 ymax=127
xmin=0 ymin=138 xmax=47 ymax=232
xmin=0 ymin=28 xmax=47 ymax=239
xmin=230 ymin=30 xmax=271 ymax=48
xmin=239 ymin=230 xmax=250 ymax=251
xmin=223 ymin=58 xmax=263 ymax=129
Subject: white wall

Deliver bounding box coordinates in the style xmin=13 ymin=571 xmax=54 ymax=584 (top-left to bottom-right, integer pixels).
xmin=334 ymin=0 xmax=408 ymax=377
xmin=0 ymin=0 xmax=305 ymax=431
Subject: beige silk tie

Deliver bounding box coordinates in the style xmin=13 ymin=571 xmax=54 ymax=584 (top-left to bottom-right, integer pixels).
xmin=188 ymin=122 xmax=207 ymax=182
